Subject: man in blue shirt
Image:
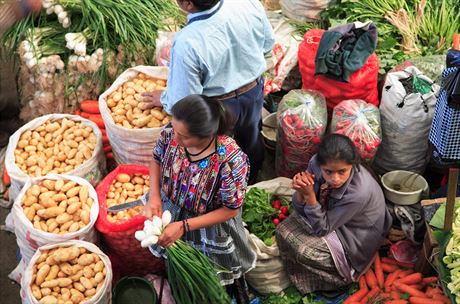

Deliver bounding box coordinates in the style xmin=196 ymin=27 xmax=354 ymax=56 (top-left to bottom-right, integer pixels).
xmin=143 ymin=0 xmax=275 ymax=183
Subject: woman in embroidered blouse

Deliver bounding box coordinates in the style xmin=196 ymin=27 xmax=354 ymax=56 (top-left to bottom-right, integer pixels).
xmin=142 ymin=94 xmax=255 ymax=301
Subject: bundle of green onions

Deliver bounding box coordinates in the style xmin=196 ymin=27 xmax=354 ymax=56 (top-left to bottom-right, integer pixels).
xmin=135 ymin=212 xmax=231 ymax=304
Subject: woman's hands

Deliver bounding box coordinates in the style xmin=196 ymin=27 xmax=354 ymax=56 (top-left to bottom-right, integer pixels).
xmin=157 ymin=222 xmax=184 ymax=248
xmin=292 ymin=171 xmax=317 ymax=205
xmin=141 ymin=195 xmax=162 ymax=218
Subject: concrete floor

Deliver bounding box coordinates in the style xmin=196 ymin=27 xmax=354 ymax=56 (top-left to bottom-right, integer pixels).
xmin=0 ymin=206 xmax=21 ymax=303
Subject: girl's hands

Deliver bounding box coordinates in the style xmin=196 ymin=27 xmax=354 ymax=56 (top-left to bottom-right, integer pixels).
xmin=142 ymin=195 xmax=162 ymax=218
xmin=157 ymin=222 xmax=184 ymax=248
xmin=292 ymin=171 xmax=316 ymax=204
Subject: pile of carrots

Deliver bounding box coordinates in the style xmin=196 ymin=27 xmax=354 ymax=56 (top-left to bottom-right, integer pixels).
xmin=344 ymin=255 xmax=450 ymax=304
xmin=74 ymin=100 xmax=113 ymax=160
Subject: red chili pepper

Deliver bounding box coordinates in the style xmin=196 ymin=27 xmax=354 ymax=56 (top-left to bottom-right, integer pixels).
xmin=273 ymin=200 xmax=281 ymax=209
xmin=280 ymin=206 xmax=289 ymax=215
xmin=273 ymin=218 xmax=280 ymax=226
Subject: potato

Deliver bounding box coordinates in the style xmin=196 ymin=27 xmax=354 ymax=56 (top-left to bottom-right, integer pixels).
xmin=36 ymin=264 xmax=51 ymax=286
xmin=39 ymin=295 xmax=58 ymax=304
xmin=77 ymin=254 xmax=94 ymax=266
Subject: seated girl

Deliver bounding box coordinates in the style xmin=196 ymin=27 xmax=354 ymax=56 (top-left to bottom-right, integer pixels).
xmin=276 ymin=134 xmax=392 ymax=294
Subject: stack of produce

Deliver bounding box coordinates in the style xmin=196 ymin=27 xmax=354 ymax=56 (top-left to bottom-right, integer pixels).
xmin=443 ymin=212 xmax=460 ymax=303
xmin=5 ymin=114 xmax=105 ymax=200
xmin=242 ymin=188 xmax=291 ymax=247
xmin=345 ymin=254 xmax=448 ymax=304
xmin=0 ymin=0 xmax=183 ymax=121
xmin=331 ymin=99 xmax=382 ymax=161
xmin=21 ymin=241 xmax=112 ymax=304
xmin=75 ymin=100 xmax=113 ymax=161
xmin=276 ymin=89 xmax=327 ymax=178
xmin=95 ymin=165 xmax=164 ymax=277
xmin=135 ymin=211 xmax=231 ymax=304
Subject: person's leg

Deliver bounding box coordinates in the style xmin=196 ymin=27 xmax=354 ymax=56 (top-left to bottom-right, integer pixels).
xmin=223 ymin=78 xmax=265 ymax=183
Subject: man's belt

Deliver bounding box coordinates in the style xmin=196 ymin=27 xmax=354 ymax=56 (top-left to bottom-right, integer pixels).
xmin=213 ymin=78 xmax=259 ymax=101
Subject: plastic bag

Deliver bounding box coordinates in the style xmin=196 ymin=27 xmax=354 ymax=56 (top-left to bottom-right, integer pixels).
xmin=245 ymin=177 xmax=294 ymax=294
xmin=95 ymin=164 xmax=164 ymax=277
xmin=298 ymin=29 xmax=380 ymax=112
xmin=276 ymin=90 xmax=327 ymax=178
xmin=20 ymin=240 xmax=112 ymax=304
xmin=280 ymin=0 xmax=332 ymax=22
xmin=98 ymin=65 xmax=168 ymax=165
xmin=155 ymin=31 xmax=176 ymax=67
xmin=7 ymin=174 xmax=99 ymax=283
xmin=5 ymin=113 xmax=105 ymax=202
xmin=331 ymin=99 xmax=382 ymax=161
xmin=374 ymin=66 xmax=439 ymax=175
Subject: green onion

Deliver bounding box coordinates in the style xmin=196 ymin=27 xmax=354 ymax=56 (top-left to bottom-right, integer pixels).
xmin=165 ymin=239 xmax=231 ymax=304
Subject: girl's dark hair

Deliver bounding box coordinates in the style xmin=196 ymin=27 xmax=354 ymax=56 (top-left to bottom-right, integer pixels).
xmin=171 ymin=94 xmax=233 ymax=138
xmin=317 ymin=134 xmax=361 ymax=166
xmin=190 ymin=0 xmax=220 ymax=11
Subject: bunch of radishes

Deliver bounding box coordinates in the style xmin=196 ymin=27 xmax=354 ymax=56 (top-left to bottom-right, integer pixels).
xmin=272 ymin=199 xmax=290 ymax=226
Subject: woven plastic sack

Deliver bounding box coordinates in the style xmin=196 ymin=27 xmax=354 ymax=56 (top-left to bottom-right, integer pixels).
xmin=298 ymin=29 xmax=379 ymax=112
xmin=7 ymin=174 xmax=99 ymax=283
xmin=99 ymin=65 xmax=168 ymax=165
xmin=374 ymin=66 xmax=439 ymax=174
xmin=280 ymin=0 xmax=332 ymax=22
xmin=5 ymin=113 xmax=105 ymax=203
xmin=276 ymin=89 xmax=327 ymax=178
xmin=95 ymin=164 xmax=164 ymax=277
xmin=20 ymin=240 xmax=112 ymax=304
xmin=245 ymin=177 xmax=294 ymax=294
xmin=331 ymin=99 xmax=382 ymax=161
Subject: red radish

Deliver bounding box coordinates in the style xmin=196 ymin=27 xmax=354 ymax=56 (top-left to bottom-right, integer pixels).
xmin=279 ymin=213 xmax=286 ymax=221
xmin=280 ymin=206 xmax=289 ymax=215
xmin=273 ymin=218 xmax=280 ymax=226
xmin=273 ymin=200 xmax=280 ymax=209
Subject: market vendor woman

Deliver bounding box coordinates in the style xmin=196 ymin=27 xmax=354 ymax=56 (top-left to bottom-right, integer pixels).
xmin=142 ymin=94 xmax=255 ymax=302
xmin=276 ymin=134 xmax=392 ymax=294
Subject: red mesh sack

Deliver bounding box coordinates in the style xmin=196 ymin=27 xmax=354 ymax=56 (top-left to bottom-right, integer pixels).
xmin=298 ymin=29 xmax=380 ymax=112
xmin=95 ymin=164 xmax=164 ymax=277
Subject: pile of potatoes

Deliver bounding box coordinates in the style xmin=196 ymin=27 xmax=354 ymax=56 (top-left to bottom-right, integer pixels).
xmin=22 ymin=179 xmax=93 ymax=234
xmin=14 ymin=118 xmax=97 ymax=177
xmin=105 ymin=73 xmax=171 ymax=129
xmin=30 ymin=245 xmax=106 ymax=304
xmin=106 ymin=173 xmax=149 ymax=223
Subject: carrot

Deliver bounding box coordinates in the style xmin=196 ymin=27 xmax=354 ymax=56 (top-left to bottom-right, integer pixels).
xmin=3 ymin=166 xmax=10 ymax=187
xmin=382 ymin=263 xmax=400 ymax=273
xmin=74 ymin=109 xmax=81 ymax=116
xmin=344 ymin=288 xmax=369 ymax=304
xmin=79 ymin=111 xmax=91 ymax=118
xmin=385 ymin=300 xmax=408 ymax=304
xmin=365 ymin=268 xmax=378 ymax=288
xmin=422 ymin=277 xmax=438 ymax=285
xmin=399 ymin=269 xmax=414 ymax=277
xmin=407 ymin=284 xmax=423 ymax=290
xmin=87 ymin=114 xmax=105 ymax=129
xmin=385 ymin=270 xmax=403 ymax=290
xmin=360 ymin=287 xmax=380 ymax=304
xmin=431 ymin=294 xmax=451 ymax=304
xmin=408 ymin=297 xmax=443 ymax=304
xmin=397 ymin=273 xmax=423 ymax=285
xmin=429 ymin=287 xmax=444 ymax=295
xmin=359 ymin=276 xmax=368 ymax=290
xmin=394 ymin=283 xmax=427 ymax=298
xmin=375 ymin=255 xmax=385 ymax=289
xmin=382 ymin=258 xmax=415 ymax=269
xmin=390 ymin=290 xmax=402 ymax=300
xmin=80 ymin=100 xmax=100 ymax=114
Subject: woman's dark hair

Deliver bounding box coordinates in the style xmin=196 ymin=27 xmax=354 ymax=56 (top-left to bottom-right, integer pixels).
xmin=317 ymin=134 xmax=361 ymax=166
xmin=190 ymin=0 xmax=220 ymax=11
xmin=171 ymin=94 xmax=233 ymax=138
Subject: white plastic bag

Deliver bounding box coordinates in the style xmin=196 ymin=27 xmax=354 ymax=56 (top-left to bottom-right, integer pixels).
xmin=280 ymin=0 xmax=332 ymax=22
xmin=20 ymin=240 xmax=113 ymax=304
xmin=373 ymin=66 xmax=439 ymax=174
xmin=264 ymin=12 xmax=302 ymax=95
xmin=245 ymin=177 xmax=294 ymax=294
xmin=330 ymin=99 xmax=382 ymax=161
xmin=99 ymin=65 xmax=168 ymax=165
xmin=155 ymin=31 xmax=176 ymax=67
xmin=8 ymin=174 xmax=99 ymax=283
xmin=5 ymin=113 xmax=105 ymax=201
